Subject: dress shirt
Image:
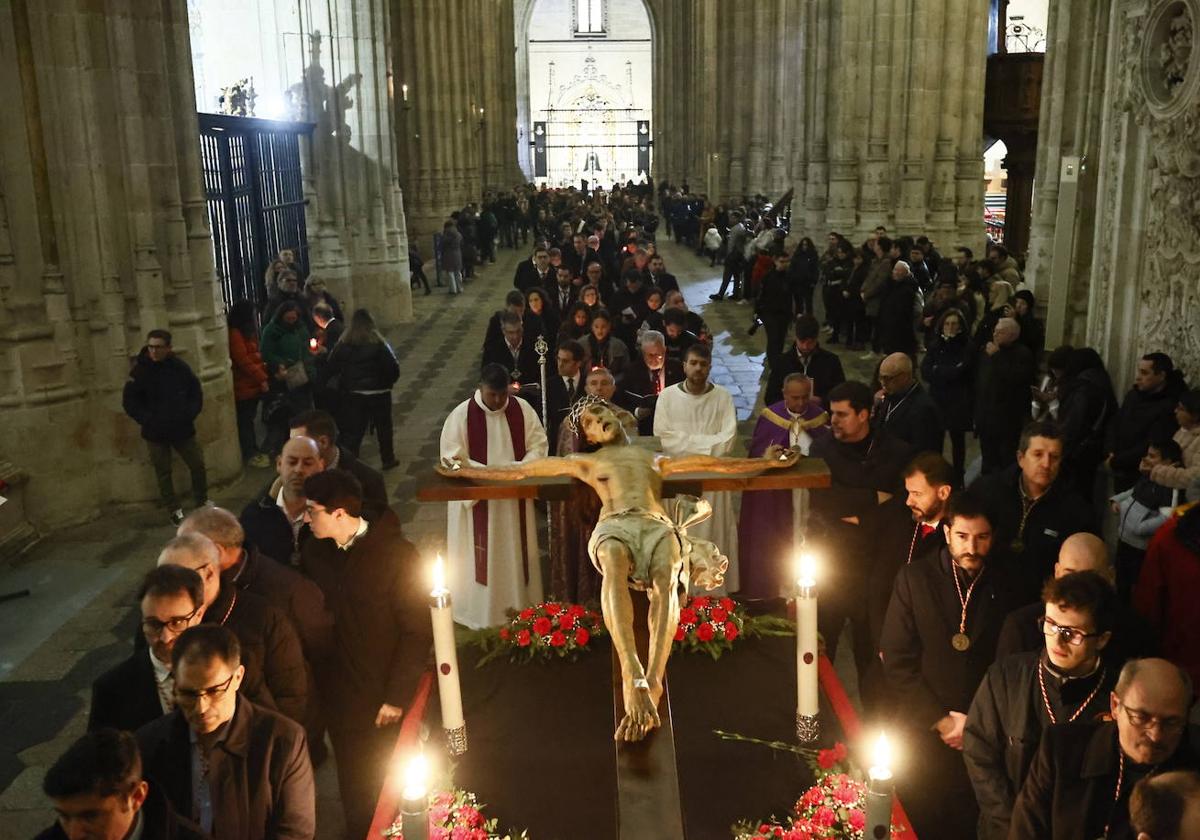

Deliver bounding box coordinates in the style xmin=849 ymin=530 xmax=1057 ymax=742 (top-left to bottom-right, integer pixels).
xmin=149 ymin=649 xmax=175 ymax=714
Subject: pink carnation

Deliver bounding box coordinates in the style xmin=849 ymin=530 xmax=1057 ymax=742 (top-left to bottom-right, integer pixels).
xmin=849 ymin=809 xmax=866 ymax=832
xmin=813 ymin=806 xmax=836 ymax=828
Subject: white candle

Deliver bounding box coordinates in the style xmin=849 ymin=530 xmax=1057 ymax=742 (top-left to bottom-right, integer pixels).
xmin=401 ymin=83 xmax=409 ymax=102
xmin=865 ymin=732 xmax=895 ymax=840
xmin=430 ymin=555 xmax=466 ymax=754
xmin=399 ymin=753 xmax=430 ymax=840
xmin=796 ymin=553 xmax=819 ymax=742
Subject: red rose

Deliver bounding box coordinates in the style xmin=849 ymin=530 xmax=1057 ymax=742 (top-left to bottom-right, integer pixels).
xmin=544 ymin=603 xmax=562 ymax=616
xmin=518 ymin=608 xmax=534 ymax=621
xmin=692 ymin=596 xmax=711 ymax=609
xmin=516 ymin=629 xmax=531 ymax=647
xmin=832 ymin=741 xmax=848 ymax=762
xmin=533 ymin=617 xmax=552 ymax=636
xmin=558 ymin=613 xmax=576 ymax=630
xmin=724 ymin=621 xmax=739 ymax=641
xmin=458 ymin=805 xmax=482 ymax=827
xmin=499 ymin=628 xmax=511 ymax=641
xmin=549 ymin=630 xmax=567 ymax=647
xmin=816 ymin=748 xmax=837 ymax=769
xmin=568 ymin=604 xmax=586 ymax=617
xmin=575 ymin=627 xmax=590 ymax=645
xmin=710 ymin=606 xmax=728 ymax=622
xmin=719 ymin=596 xmax=735 ymax=611
xmin=674 ymin=626 xmax=686 ymax=641
xmin=679 ymin=607 xmax=698 ymax=625
xmin=800 ymin=786 xmax=824 ymax=808
xmin=697 ymin=623 xmax=715 ymax=642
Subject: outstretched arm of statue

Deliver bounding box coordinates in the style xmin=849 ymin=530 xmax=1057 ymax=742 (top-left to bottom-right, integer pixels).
xmin=437 ymin=454 xmax=586 ymax=481
xmin=658 ymin=445 xmax=799 ymax=477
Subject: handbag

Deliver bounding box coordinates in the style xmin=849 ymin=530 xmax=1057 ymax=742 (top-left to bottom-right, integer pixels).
xmin=283 ymin=363 xmax=309 ymax=390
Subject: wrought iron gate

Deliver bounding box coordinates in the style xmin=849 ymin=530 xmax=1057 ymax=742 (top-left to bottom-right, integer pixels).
xmin=198 ymin=113 xmax=315 ymax=310
xmin=533 ymin=109 xmax=650 ymax=187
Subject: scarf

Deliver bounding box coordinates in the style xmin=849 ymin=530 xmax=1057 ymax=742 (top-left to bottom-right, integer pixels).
xmin=466 ymin=397 xmax=529 ymax=586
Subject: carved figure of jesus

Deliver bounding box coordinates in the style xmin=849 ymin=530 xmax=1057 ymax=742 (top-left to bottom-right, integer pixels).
xmin=438 ymin=399 xmax=798 ymax=741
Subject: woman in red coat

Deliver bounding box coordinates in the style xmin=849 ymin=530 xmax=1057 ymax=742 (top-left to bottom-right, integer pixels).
xmin=1135 ymin=501 xmax=1200 ymax=697
xmin=227 ymin=300 xmax=270 ymax=467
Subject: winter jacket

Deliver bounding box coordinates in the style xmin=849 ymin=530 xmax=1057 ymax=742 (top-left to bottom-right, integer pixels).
xmin=860 ymin=257 xmax=892 ymax=318
xmin=1150 ymin=425 xmax=1200 ymax=489
xmin=260 ymin=314 xmax=316 ymax=379
xmin=876 ymin=275 xmax=920 ymax=356
xmin=1057 ymin=368 xmax=1118 ymax=468
xmin=229 ymin=327 xmax=269 ymax=402
xmin=974 ymin=342 xmax=1036 ymax=439
xmin=921 ymin=332 xmax=974 ymax=432
xmin=1134 ymin=506 xmax=1200 ymax=690
xmin=1112 ymin=479 xmax=1179 ymax=549
xmin=122 ymin=349 xmax=204 ymax=444
xmin=440 ymin=227 xmax=464 ymax=272
xmin=755 ymin=269 xmax=794 ymax=321
xmin=326 ymin=339 xmax=401 ymax=393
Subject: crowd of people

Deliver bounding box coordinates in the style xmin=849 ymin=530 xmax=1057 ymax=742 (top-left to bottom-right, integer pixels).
xmin=40 ymin=180 xmax=1200 ymax=840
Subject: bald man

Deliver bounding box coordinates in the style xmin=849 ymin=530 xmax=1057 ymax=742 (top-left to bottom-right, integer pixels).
xmin=156 ymin=533 xmax=310 ymax=726
xmin=240 ymin=435 xmax=325 ymax=567
xmin=874 ymin=352 xmax=944 ymax=455
xmin=1010 ymin=658 xmax=1200 ymax=839
xmin=996 ymin=532 xmax=1158 ymax=664
xmin=974 ymin=315 xmax=1036 ymax=474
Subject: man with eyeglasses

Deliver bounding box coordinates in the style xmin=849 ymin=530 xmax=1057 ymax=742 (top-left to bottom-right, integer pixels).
xmin=1010 ymin=657 xmax=1199 ymax=839
xmin=136 ymin=625 xmax=315 ymax=839
xmin=617 ymin=330 xmax=684 ymax=437
xmin=964 ymin=570 xmax=1119 ymax=839
xmin=880 ymin=491 xmax=1015 ymax=840
xmin=122 ymin=328 xmax=208 ymax=525
xmin=89 ymin=565 xmax=207 ymax=734
xmin=872 ymin=352 xmax=944 ymax=456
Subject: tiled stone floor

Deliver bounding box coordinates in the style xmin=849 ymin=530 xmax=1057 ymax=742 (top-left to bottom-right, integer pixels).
xmin=0 ymin=231 xmax=904 ymax=838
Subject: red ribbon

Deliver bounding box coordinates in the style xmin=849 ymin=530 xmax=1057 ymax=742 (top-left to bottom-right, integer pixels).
xmin=466 ymin=396 xmax=529 ymax=586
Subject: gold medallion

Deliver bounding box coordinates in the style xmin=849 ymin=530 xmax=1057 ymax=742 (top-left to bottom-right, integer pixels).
xmin=951 ymin=633 xmax=971 ymax=651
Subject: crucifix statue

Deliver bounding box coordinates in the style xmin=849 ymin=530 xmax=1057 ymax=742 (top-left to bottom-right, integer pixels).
xmin=438 ymin=397 xmax=799 ymax=742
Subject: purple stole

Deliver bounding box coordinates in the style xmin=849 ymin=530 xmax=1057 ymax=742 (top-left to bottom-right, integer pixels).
xmin=466 ymin=397 xmax=529 ymax=586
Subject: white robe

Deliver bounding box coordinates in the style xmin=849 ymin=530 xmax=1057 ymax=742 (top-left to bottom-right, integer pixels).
xmin=653 ymin=382 xmax=739 ymax=593
xmin=440 ymin=392 xmax=548 ymax=628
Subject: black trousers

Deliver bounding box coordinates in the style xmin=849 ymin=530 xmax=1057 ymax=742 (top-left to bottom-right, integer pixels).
xmin=235 ymin=397 xmax=260 ymax=459
xmin=717 ymin=259 xmax=745 ymax=297
xmin=793 ymin=284 xmax=815 ymax=315
xmin=763 ymin=316 xmax=790 ymax=371
xmin=818 ymin=584 xmax=884 ymax=711
xmin=328 ymin=721 xmax=400 ymax=839
xmin=339 ymin=392 xmax=395 ymax=463
xmin=945 ymin=428 xmax=967 ymax=484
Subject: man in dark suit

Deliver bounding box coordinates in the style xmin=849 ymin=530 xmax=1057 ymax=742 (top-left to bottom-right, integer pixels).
xmin=618 ymin=330 xmax=684 ymax=436
xmin=970 ymin=419 xmax=1098 ymax=606
xmin=300 ymin=470 xmax=431 ymax=840
xmin=875 ymin=352 xmax=945 ymax=455
xmin=288 ymin=410 xmax=391 ymax=522
xmin=37 ymin=728 xmax=206 ymax=840
xmin=974 ymin=316 xmax=1037 ymax=475
xmin=610 ymin=269 xmax=650 ymax=349
xmin=1009 ymin=658 xmax=1199 ymax=839
xmin=137 ymin=625 xmax=315 ymax=840
xmin=239 ymin=435 xmax=323 ymax=568
xmin=157 ymin=533 xmax=310 ymax=730
xmin=548 ymin=264 xmax=578 ymax=326
xmin=563 ymin=232 xmax=599 ymax=278
xmin=481 ymin=312 xmax=543 ymax=415
xmin=662 ymin=308 xmax=699 ymax=364
xmin=765 ymin=314 xmax=846 ymax=407
xmin=880 ymin=491 xmax=1015 ymax=840
xmin=513 ymin=244 xmax=553 ymax=292
xmin=90 ymin=565 xmax=206 ymax=734
xmin=545 ymin=339 xmax=587 ymax=453
xmin=646 ymin=254 xmax=679 ymax=294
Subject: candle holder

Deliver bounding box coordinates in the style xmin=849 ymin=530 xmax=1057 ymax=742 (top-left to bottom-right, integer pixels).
xmin=445 ymin=724 xmax=468 ymax=756
xmin=865 ymin=733 xmax=895 ymax=839
xmin=796 ymin=712 xmax=820 ymax=744
xmin=399 ymin=755 xmax=430 ymax=840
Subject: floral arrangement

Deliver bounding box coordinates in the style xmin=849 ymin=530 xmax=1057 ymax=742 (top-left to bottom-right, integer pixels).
xmin=464 ymin=601 xmax=608 ymax=666
xmin=673 ymin=596 xmax=794 ymax=661
xmin=730 ymin=741 xmax=900 ymax=840
xmin=383 ymin=788 xmax=528 ymax=840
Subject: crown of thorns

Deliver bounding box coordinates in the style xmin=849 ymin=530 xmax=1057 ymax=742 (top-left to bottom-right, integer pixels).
xmin=567 ymin=393 xmax=614 ymax=433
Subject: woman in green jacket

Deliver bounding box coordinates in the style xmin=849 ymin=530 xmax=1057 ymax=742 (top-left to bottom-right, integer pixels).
xmin=259 ymin=300 xmax=316 ymax=453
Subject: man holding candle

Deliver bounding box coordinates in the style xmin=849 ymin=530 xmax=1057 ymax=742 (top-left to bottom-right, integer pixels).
xmin=879 ymin=491 xmax=1013 ymax=840
xmin=963 ymin=570 xmax=1118 ymax=840
xmin=299 ymin=469 xmax=431 ymax=839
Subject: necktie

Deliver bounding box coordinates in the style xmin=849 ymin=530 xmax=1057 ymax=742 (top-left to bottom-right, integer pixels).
xmin=652 ymin=368 xmax=663 ymax=395
xmin=920 ymin=523 xmax=936 ymax=538
xmin=565 ymin=377 xmax=575 ymax=403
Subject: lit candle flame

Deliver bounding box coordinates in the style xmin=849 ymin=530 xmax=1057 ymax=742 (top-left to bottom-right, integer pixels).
xmin=401 ymin=753 xmax=428 ymax=800
xmin=431 ymin=554 xmax=447 ymax=596
xmin=870 ymin=732 xmax=893 ymax=780
xmin=796 ymin=552 xmax=817 ymax=587
xmin=401 ymin=83 xmax=409 ymax=100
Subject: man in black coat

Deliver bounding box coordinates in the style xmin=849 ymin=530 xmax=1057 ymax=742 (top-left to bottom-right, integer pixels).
xmin=137 ymin=626 xmax=315 ymax=840
xmin=880 ymin=491 xmax=1016 ymax=840
xmin=756 ymin=252 xmax=797 ymax=372
xmin=809 ymin=381 xmax=913 ymax=707
xmin=765 ymin=314 xmax=846 ymax=407
xmin=545 ymin=339 xmax=587 ymax=453
xmin=300 ymin=470 xmax=431 ymax=839
xmin=547 ymin=264 xmax=578 ymax=327
xmin=481 ymin=313 xmax=542 ymax=387
xmin=1107 ymin=353 xmax=1185 ymax=492
xmin=974 ymin=316 xmax=1037 ymax=474
xmin=964 ymin=571 xmax=1119 ymax=840
xmin=288 ymin=410 xmax=392 ymax=522
xmin=240 ymin=435 xmax=324 ymax=568
xmin=995 ymin=533 xmax=1158 ymax=664
xmin=874 ymin=352 xmax=945 ymax=455
xmin=617 ymin=330 xmax=685 ymax=436
xmin=876 ymin=260 xmax=920 ymax=356
xmin=646 ymin=253 xmax=679 ymax=294
xmin=1009 ymin=658 xmax=1199 ymax=839
xmin=122 ymin=329 xmax=207 ymax=525
xmin=90 ymin=565 xmax=207 ymax=734
xmin=37 ymin=728 xmax=207 ymax=840
xmin=662 ymin=308 xmax=699 ymax=364
xmin=157 ymin=533 xmax=310 ymax=729
xmin=562 ymin=232 xmax=600 ymax=278
xmin=970 ymin=419 xmax=1098 ymax=606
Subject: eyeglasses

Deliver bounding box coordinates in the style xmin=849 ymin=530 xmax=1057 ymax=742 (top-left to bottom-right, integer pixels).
xmin=141 ymin=606 xmax=200 ymax=637
xmin=1038 ymin=615 xmax=1102 ymax=647
xmin=1118 ymin=703 xmax=1186 ymax=735
xmin=174 ymin=672 xmax=236 ymax=706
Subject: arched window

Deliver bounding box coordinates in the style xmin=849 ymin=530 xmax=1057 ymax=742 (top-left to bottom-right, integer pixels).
xmin=574 ymin=0 xmax=606 ymax=37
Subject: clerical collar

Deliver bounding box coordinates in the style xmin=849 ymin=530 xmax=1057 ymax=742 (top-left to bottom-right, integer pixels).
xmin=325 ymin=446 xmax=341 ymax=471
xmin=337 ymin=517 xmax=369 ymax=551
